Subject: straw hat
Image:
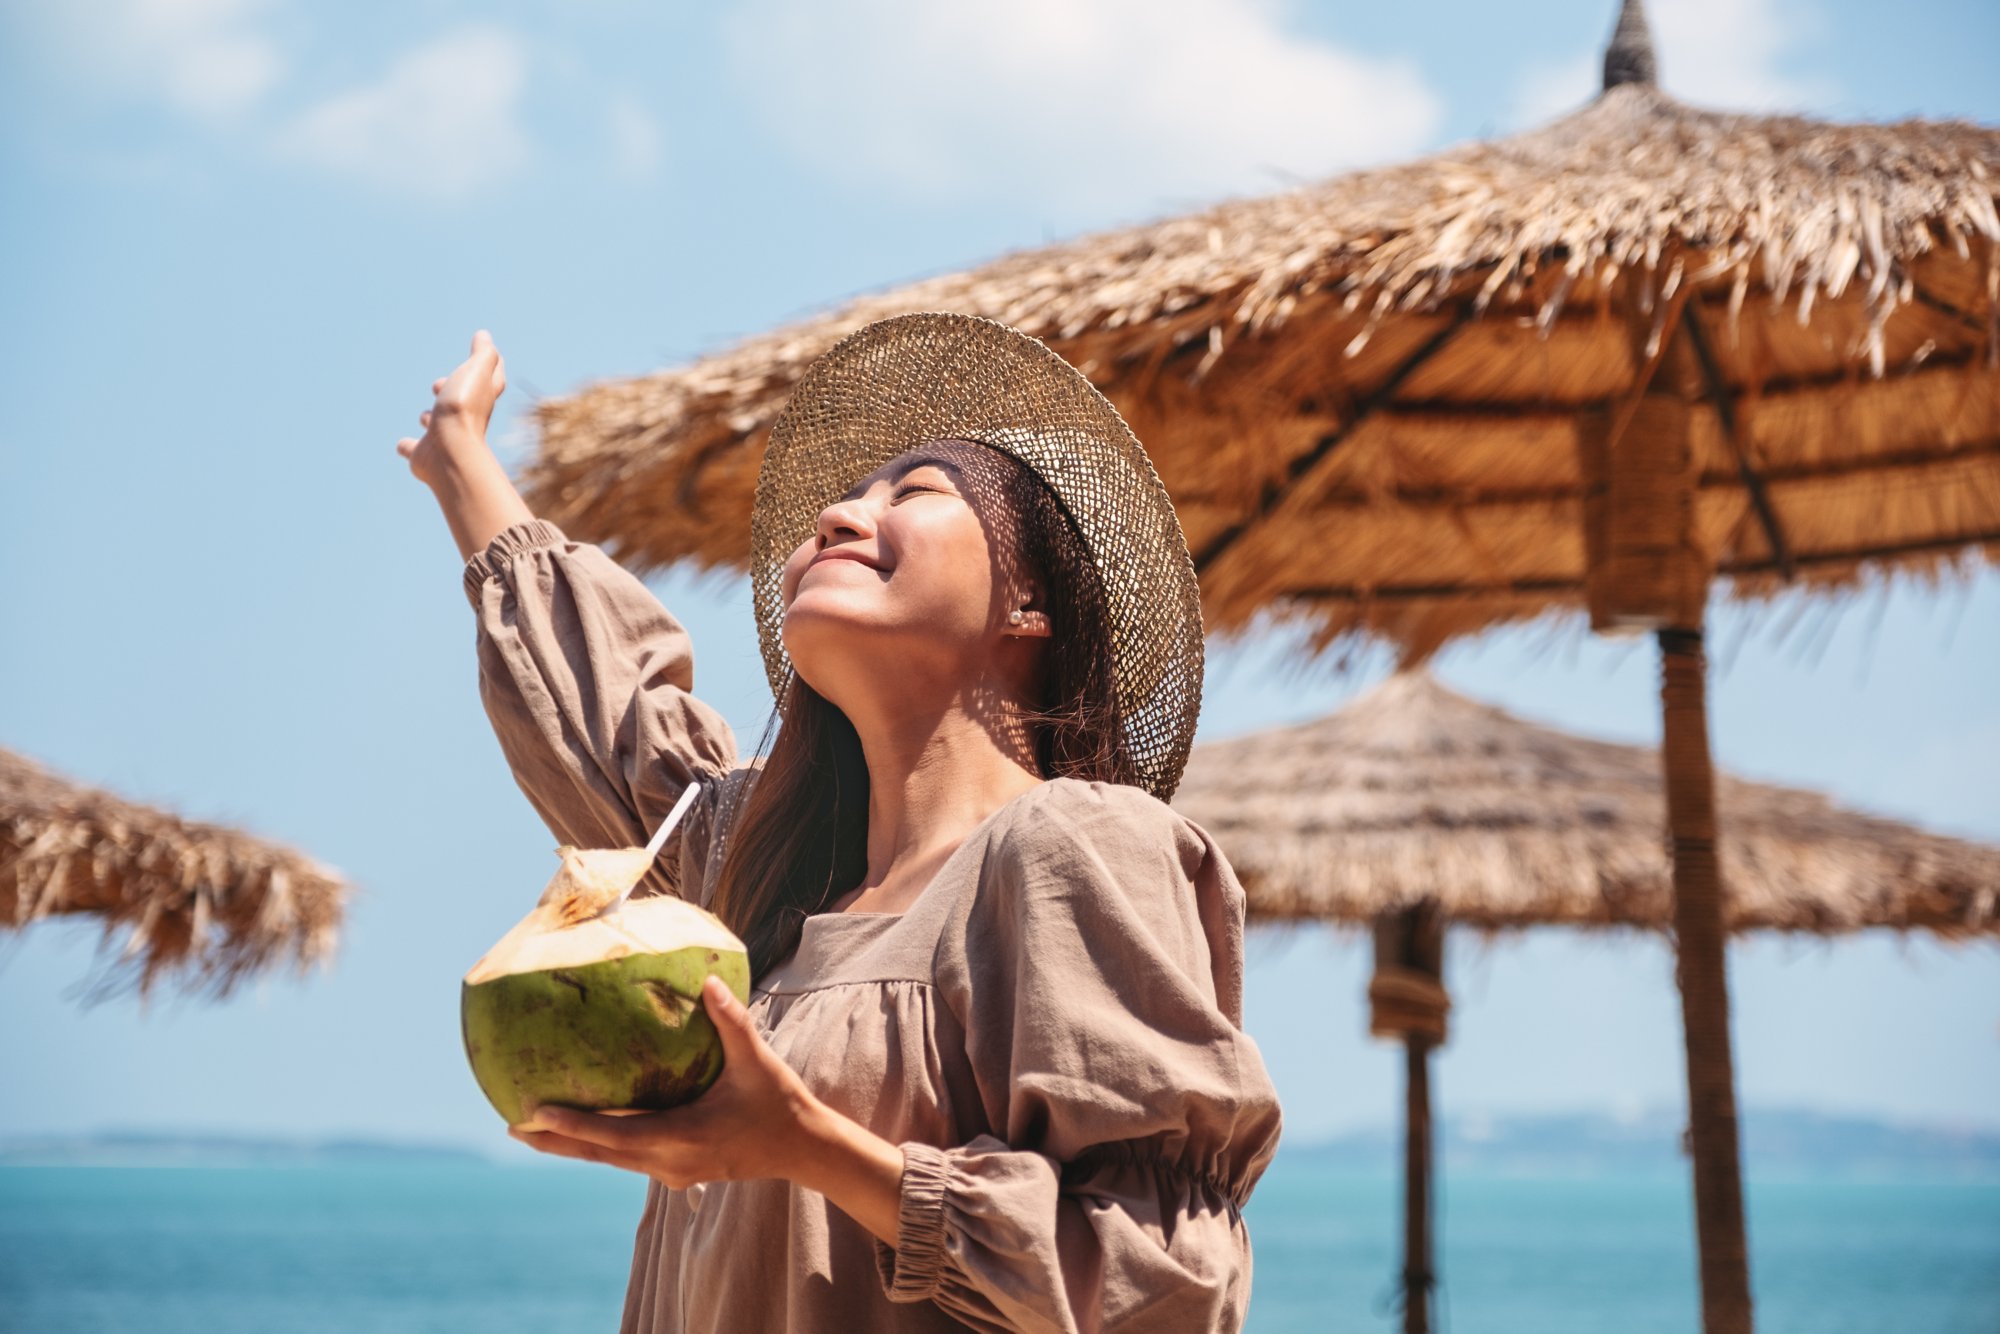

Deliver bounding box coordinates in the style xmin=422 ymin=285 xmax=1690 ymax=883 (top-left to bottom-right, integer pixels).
xmin=749 ymin=312 xmax=1204 ymax=801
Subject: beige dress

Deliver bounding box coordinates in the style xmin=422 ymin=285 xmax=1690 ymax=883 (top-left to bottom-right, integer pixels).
xmin=464 ymin=519 xmax=1285 ymax=1333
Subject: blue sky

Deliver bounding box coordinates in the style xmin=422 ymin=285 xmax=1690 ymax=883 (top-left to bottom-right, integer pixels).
xmin=1 ymin=0 xmax=1995 ymax=1152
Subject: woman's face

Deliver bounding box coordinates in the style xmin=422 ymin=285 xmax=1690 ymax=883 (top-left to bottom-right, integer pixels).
xmin=778 ymin=441 xmax=1045 ymax=701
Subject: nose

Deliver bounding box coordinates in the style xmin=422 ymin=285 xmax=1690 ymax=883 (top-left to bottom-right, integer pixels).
xmin=813 ymin=493 xmax=874 ymax=551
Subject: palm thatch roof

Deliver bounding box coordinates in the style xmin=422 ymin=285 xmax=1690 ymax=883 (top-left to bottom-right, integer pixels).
xmin=521 ymin=76 xmax=2000 ymax=659
xmin=1171 ymin=672 xmax=2000 ymax=937
xmin=0 ymin=748 xmax=349 ymax=1002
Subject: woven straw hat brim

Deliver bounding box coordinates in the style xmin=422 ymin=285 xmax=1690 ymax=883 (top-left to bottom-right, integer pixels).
xmin=749 ymin=312 xmax=1204 ymax=801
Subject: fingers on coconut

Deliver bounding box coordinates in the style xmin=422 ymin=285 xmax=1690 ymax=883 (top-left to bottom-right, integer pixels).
xmin=519 ymin=1103 xmax=566 ymax=1133
xmin=512 ymin=1127 xmax=625 ymax=1168
xmin=523 ymin=1104 xmax=590 ymax=1137
xmin=703 ymin=977 xmax=755 ymax=1047
xmin=533 ymin=1106 xmax=666 ymax=1151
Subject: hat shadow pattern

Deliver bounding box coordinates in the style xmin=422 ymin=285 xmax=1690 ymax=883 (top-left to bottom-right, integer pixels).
xmin=751 ymin=313 xmax=1204 ymax=802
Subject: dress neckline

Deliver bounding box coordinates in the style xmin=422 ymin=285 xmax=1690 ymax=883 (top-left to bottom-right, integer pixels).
xmin=807 ymin=780 xmax=1050 ymax=925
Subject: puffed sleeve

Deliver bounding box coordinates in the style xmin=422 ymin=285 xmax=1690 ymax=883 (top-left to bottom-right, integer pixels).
xmin=875 ymin=781 xmax=1284 ymax=1333
xmin=462 ymin=518 xmax=742 ymax=904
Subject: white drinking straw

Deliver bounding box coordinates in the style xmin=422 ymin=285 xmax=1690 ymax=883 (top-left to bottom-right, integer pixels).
xmin=606 ymin=781 xmax=703 ymax=916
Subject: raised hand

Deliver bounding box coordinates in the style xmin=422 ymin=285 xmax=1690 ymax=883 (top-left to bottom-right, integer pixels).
xmin=394 ymin=329 xmax=535 ymax=561
xmin=396 ymin=329 xmax=509 ymax=490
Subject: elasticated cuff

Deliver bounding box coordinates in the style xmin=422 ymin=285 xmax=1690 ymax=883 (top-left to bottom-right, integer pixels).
xmin=874 ymin=1141 xmax=953 ymax=1303
xmin=461 ymin=519 xmax=568 ymax=609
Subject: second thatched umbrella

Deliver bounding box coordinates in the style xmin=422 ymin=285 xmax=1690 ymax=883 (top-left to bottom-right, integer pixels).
xmin=0 ymin=747 xmax=349 ymax=1002
xmin=1176 ymin=673 xmax=1999 ymax=937
xmin=1172 ymin=670 xmax=2000 ymax=1333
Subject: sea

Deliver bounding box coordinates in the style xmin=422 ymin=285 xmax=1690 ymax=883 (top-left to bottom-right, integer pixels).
xmin=2 ymin=1157 xmax=1995 ymax=1333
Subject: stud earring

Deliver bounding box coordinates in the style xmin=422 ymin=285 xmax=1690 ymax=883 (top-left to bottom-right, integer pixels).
xmin=1008 ymin=609 xmax=1025 ymax=626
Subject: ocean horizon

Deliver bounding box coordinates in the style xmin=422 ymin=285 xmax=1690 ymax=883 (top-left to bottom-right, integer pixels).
xmin=3 ymin=1150 xmax=1995 ymax=1332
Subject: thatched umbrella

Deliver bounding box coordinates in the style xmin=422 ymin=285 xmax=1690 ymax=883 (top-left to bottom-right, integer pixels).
xmin=1176 ymin=672 xmax=2000 ymax=937
xmin=524 ymin=19 xmax=1998 ymax=643
xmin=1171 ymin=670 xmax=2000 ymax=1333
xmin=0 ymin=747 xmax=349 ymax=1002
xmin=513 ymin=4 xmax=1999 ymax=1330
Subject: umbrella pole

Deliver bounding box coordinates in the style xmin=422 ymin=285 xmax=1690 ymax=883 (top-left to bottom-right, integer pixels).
xmin=1657 ymin=626 xmax=1754 ymax=1334
xmin=1373 ymin=904 xmax=1446 ymax=1334
xmin=1402 ymin=1031 xmax=1434 ymax=1334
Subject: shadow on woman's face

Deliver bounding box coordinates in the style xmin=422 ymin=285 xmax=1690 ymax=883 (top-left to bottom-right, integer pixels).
xmin=777 ymin=439 xmax=1049 ymax=718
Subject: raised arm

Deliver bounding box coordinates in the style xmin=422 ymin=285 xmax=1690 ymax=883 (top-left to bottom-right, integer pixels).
xmin=395 ymin=332 xmax=741 ymax=902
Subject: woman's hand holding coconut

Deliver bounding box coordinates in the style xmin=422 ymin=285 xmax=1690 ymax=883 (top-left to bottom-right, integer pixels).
xmin=507 ymin=974 xmax=907 ymax=1246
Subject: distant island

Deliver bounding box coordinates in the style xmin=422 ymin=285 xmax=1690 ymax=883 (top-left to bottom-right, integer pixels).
xmin=4 ymin=1109 xmax=1997 ymax=1177
xmin=0 ymin=1131 xmax=491 ymax=1168
xmin=1282 ymin=1107 xmax=2000 ymax=1181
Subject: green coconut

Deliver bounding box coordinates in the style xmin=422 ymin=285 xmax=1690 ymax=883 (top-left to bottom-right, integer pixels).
xmin=461 ymin=845 xmax=750 ymax=1127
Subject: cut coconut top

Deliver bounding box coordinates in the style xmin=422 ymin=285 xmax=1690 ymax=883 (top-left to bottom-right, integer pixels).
xmin=464 ymin=847 xmax=744 ymax=985
xmin=541 ymin=845 xmax=657 ymax=924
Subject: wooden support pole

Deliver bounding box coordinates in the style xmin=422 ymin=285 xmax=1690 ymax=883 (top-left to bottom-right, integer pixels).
xmin=1658 ymin=627 xmax=1755 ymax=1334
xmin=1587 ymin=302 xmax=1755 ymax=1334
xmin=1372 ymin=903 xmax=1447 ymax=1334
xmin=1403 ymin=1033 xmax=1435 ymax=1334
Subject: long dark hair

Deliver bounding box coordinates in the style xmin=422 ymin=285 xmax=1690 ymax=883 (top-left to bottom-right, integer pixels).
xmin=709 ymin=444 xmax=1135 ymax=979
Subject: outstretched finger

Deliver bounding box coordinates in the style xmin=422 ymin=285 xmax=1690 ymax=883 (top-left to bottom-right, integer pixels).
xmin=432 ymin=378 xmax=445 ymax=394
xmin=509 ymin=1126 xmax=633 ymax=1170
xmin=396 ymin=438 xmax=417 ymax=459
xmin=419 ymin=410 xmax=432 ymax=429
xmin=523 ymin=1104 xmax=664 ymax=1149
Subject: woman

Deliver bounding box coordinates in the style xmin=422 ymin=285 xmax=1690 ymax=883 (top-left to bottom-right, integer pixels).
xmin=397 ymin=314 xmax=1283 ymax=1333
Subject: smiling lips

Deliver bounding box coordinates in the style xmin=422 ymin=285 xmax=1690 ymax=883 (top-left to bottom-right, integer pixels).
xmin=807 ymin=548 xmax=884 ymax=573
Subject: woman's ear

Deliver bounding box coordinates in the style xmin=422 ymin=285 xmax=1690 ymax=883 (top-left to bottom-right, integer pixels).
xmin=1005 ymin=608 xmax=1052 ymax=637
xmin=1003 ymin=582 xmax=1052 ymax=638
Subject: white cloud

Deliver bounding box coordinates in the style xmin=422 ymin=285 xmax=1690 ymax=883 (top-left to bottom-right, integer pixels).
xmin=28 ymin=0 xmax=285 ymax=119
xmin=1510 ymin=0 xmax=1835 ymax=129
xmin=721 ymin=0 xmax=1442 ymax=214
xmin=606 ymin=94 xmax=664 ymax=182
xmin=276 ymin=26 xmax=533 ymax=200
